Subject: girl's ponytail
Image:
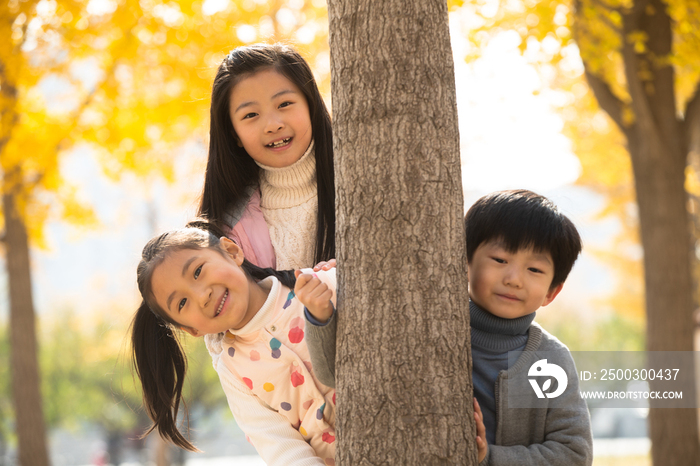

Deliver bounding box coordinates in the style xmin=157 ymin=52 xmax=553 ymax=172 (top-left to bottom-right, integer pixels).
xmin=131 ymin=301 xmax=197 ymax=451
xmin=241 ymin=258 xmax=296 ymax=289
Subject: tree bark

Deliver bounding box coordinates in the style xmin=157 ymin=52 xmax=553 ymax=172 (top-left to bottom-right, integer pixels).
xmin=3 ymin=184 xmax=49 ymax=466
xmin=328 ymin=1 xmax=475 ymax=464
xmin=623 ymin=2 xmax=699 ymax=464
xmin=583 ymin=0 xmax=700 ymax=463
xmin=627 ymin=134 xmax=700 ymax=465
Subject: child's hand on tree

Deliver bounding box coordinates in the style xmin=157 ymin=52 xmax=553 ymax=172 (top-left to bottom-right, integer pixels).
xmin=474 ymin=398 xmax=488 ymax=463
xmin=312 ymin=258 xmax=336 ymax=272
xmin=294 ymin=270 xmax=334 ymax=323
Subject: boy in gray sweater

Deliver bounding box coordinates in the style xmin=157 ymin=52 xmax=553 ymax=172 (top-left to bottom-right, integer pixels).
xmin=305 ymin=189 xmax=593 ymax=465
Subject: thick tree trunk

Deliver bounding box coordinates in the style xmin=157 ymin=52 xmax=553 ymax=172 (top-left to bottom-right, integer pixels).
xmin=627 ymin=136 xmax=700 ymax=465
xmin=623 ymin=2 xmax=700 ymax=464
xmin=328 ymin=1 xmax=475 ymax=464
xmin=3 ymin=187 xmax=49 ymax=466
xmin=584 ymin=0 xmax=700 ymax=463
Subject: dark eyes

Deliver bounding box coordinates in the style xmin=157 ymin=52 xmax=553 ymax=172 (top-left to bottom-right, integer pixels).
xmin=492 ymin=257 xmax=544 ymax=273
xmin=241 ymin=101 xmax=293 ymax=119
xmin=177 ymin=265 xmax=202 ymax=312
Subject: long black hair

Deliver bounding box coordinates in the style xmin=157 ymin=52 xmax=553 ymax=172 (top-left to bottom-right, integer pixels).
xmin=198 ymin=43 xmax=335 ymax=264
xmin=131 ymin=220 xmax=295 ymax=451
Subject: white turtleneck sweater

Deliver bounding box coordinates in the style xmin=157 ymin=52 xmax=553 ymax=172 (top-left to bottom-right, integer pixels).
xmin=256 ymin=141 xmax=318 ymax=270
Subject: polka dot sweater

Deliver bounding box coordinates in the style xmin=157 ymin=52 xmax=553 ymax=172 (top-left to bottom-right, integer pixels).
xmin=205 ymin=269 xmax=337 ymax=465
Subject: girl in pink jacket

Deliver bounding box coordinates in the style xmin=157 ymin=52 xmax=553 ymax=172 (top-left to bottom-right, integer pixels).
xmin=197 ymin=43 xmax=335 ymax=272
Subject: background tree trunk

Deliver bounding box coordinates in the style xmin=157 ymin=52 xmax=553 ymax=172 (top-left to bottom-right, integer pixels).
xmin=328 ymin=0 xmax=476 ymax=463
xmin=583 ymin=0 xmax=700 ymax=462
xmin=629 ymin=136 xmax=700 ymax=465
xmin=3 ymin=185 xmax=49 ymax=466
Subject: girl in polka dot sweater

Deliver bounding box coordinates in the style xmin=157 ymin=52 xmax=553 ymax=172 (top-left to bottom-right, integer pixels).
xmin=131 ymin=222 xmax=336 ymax=465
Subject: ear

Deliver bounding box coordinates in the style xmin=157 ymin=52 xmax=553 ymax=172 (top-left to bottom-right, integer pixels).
xmin=219 ymin=236 xmax=245 ymax=266
xmin=541 ymin=283 xmax=564 ymax=307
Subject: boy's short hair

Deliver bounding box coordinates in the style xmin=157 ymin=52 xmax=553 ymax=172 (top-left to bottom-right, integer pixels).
xmin=465 ymin=189 xmax=582 ymax=289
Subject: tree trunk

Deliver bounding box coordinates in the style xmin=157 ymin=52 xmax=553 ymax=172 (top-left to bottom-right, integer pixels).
xmin=3 ymin=187 xmax=49 ymax=466
xmin=328 ymin=1 xmax=475 ymax=464
xmin=584 ymin=0 xmax=700 ymax=463
xmin=623 ymin=2 xmax=699 ymax=464
xmin=628 ymin=135 xmax=700 ymax=465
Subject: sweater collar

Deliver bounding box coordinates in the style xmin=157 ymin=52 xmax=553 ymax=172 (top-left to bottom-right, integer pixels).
xmin=255 ymin=140 xmax=316 ymax=209
xmin=228 ymin=276 xmax=278 ymax=336
xmin=469 ymin=299 xmax=535 ymax=335
xmin=469 ymin=300 xmax=534 ymax=352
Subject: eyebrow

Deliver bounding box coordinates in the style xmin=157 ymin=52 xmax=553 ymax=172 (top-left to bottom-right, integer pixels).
xmin=165 ymin=256 xmax=199 ymax=312
xmin=532 ymin=253 xmax=553 ymax=265
xmin=489 ymin=242 xmax=553 ymax=264
xmin=233 ymin=89 xmax=297 ymax=113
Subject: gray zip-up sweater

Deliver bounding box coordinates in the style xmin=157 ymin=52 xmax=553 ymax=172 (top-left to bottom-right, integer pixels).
xmin=304 ymin=310 xmax=593 ymax=466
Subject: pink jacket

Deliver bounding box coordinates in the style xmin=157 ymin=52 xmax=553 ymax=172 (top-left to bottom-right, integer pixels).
xmin=227 ymin=189 xmax=277 ymax=269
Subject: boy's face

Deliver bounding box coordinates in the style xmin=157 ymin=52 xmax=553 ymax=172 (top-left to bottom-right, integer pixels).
xmin=467 ymin=240 xmax=563 ymax=319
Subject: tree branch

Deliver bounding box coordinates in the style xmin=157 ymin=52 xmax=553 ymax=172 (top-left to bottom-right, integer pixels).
xmin=57 ymin=23 xmax=138 ymax=151
xmin=23 ymin=22 xmax=140 ymax=194
xmin=588 ymin=0 xmax=622 ymax=33
xmin=584 ymin=68 xmax=629 ymax=135
xmin=588 ymin=0 xmax=617 ymax=10
xmin=683 ymin=83 xmax=700 ymax=151
xmin=617 ymin=7 xmax=660 ymax=141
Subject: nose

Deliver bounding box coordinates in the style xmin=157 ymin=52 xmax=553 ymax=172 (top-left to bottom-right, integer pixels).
xmin=197 ymin=284 xmax=212 ymax=309
xmin=264 ymin=113 xmax=284 ymax=133
xmin=503 ymin=266 xmax=523 ymax=288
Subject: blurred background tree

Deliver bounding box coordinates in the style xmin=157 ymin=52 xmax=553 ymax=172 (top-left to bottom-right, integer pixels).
xmin=464 ymin=0 xmax=700 ymax=463
xmin=1 ymin=0 xmax=328 ymax=463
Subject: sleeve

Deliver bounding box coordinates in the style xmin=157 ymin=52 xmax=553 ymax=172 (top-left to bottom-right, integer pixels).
xmin=304 ymin=306 xmax=338 ymax=388
xmin=226 ymin=189 xmax=276 ymax=269
xmin=299 ymin=267 xmax=338 ymax=388
xmin=486 ymin=351 xmax=593 ymax=466
xmin=305 ymin=306 xmax=333 ymax=327
xmin=216 ymin=362 xmax=326 ymax=466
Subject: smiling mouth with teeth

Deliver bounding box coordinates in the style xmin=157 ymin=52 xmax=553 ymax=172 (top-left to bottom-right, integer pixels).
xmin=266 ymin=137 xmax=291 ymax=148
xmin=216 ymin=290 xmax=228 ymax=316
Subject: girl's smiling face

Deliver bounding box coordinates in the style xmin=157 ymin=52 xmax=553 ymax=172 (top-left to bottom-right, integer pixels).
xmin=150 ymin=238 xmax=269 ymax=336
xmin=229 ymin=68 xmax=313 ymax=168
